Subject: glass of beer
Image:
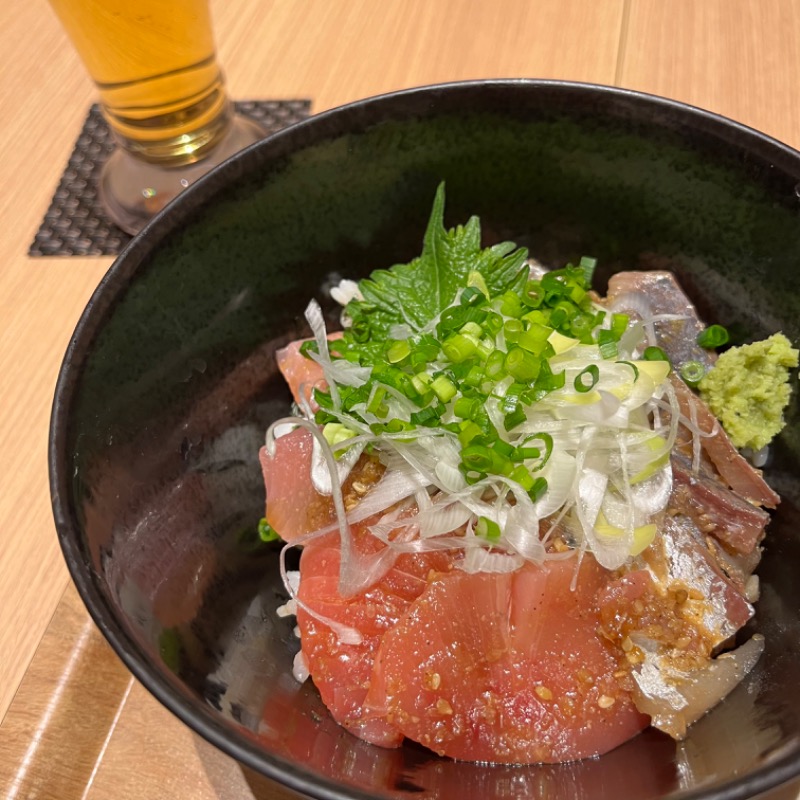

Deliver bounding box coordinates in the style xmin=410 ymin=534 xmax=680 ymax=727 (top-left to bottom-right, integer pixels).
xmin=48 ymin=0 xmax=265 ymax=234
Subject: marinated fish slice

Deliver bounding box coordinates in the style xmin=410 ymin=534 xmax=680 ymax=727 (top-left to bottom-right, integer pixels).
xmin=260 ymin=429 xmax=385 ymax=543
xmin=276 ymin=338 xmax=329 ymax=408
xmin=629 ymin=635 xmax=765 ymax=740
xmin=670 ymin=452 xmax=770 ymax=556
xmin=364 ymin=559 xmax=648 ymax=764
xmin=606 ymin=271 xmax=714 ymax=370
xmin=670 ymin=376 xmax=779 ymax=508
xmin=703 ymin=536 xmax=762 ymax=599
xmin=296 ymin=535 xmax=455 ymax=747
xmin=260 ymin=429 xmax=334 ymax=542
xmin=599 ymin=532 xmax=759 ymax=741
xmin=653 ymin=514 xmax=753 ymax=646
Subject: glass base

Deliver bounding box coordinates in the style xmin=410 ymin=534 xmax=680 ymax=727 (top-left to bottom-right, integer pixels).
xmin=98 ymin=114 xmax=266 ymax=235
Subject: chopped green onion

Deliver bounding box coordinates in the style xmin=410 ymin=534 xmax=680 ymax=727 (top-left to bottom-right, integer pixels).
xmin=475 ymin=516 xmax=502 ymax=542
xmin=617 ymin=360 xmax=639 ymax=381
xmin=323 ymin=422 xmax=357 ymax=453
xmin=463 ymin=365 xmax=485 ymax=387
xmin=499 ymin=291 xmax=524 ymax=318
xmin=484 ymin=312 xmax=503 ymax=335
xmin=554 ymin=300 xmax=577 ymax=321
xmin=697 ymin=324 xmax=729 ymax=349
xmin=366 ymin=386 xmax=388 ymax=416
xmin=579 ymin=255 xmax=597 ymax=283
xmin=461 ymin=445 xmax=494 ymax=473
xmin=505 ymin=347 xmax=541 ymax=382
xmin=458 ymin=421 xmax=484 ymax=447
xmin=493 ymin=439 xmax=515 ymax=458
xmin=454 ymin=396 xmax=478 ymax=419
xmin=460 ymin=285 xmax=486 ymax=306
xmin=509 ymin=464 xmax=534 ymax=491
xmin=431 ymin=374 xmax=458 ymax=403
xmin=299 ymin=340 xmax=319 ymax=359
xmin=258 ymin=518 xmax=280 ymax=542
xmin=442 ymin=333 xmax=478 ymax=363
xmin=569 ymin=315 xmax=592 ymax=339
xmin=513 ymin=446 xmax=541 ymax=461
xmin=504 ymin=408 xmax=527 ymax=431
xmin=680 ymin=360 xmax=706 ymax=387
xmin=610 ymin=313 xmax=630 ymax=339
xmin=504 ymin=319 xmax=524 ymax=343
xmin=386 ymin=339 xmax=411 ymax=363
xmin=597 ymin=329 xmax=618 ymax=359
xmin=528 ymin=477 xmax=549 ymax=503
xmin=384 ymin=419 xmax=412 ymax=433
xmin=518 ymin=323 xmax=551 ymax=355
xmin=519 ymin=432 xmax=554 ymax=470
xmin=522 ymin=309 xmax=550 ymax=327
xmin=643 ymin=346 xmax=670 ymax=363
xmin=461 ymin=321 xmax=483 ymax=338
xmin=522 ymin=280 xmax=545 ymax=308
xmin=485 ymin=349 xmax=507 ymax=379
xmin=574 ymin=365 xmax=600 ymax=393
xmin=410 ymin=406 xmax=442 ymax=426
xmin=535 ymin=360 xmax=565 ymax=392
xmin=501 ymin=383 xmax=523 ymax=414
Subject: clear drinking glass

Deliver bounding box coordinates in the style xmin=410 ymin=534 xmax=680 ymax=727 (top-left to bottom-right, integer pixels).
xmin=48 ymin=0 xmax=265 ymax=234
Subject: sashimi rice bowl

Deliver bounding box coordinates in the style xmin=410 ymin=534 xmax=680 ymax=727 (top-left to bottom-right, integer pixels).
xmin=51 ymin=82 xmax=800 ymax=800
xmin=260 ymin=184 xmax=797 ymax=765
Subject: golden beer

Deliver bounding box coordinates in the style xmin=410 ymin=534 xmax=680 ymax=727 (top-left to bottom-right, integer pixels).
xmin=49 ymin=0 xmax=230 ymax=164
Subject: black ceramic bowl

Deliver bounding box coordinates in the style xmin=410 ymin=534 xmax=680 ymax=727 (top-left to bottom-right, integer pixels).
xmin=50 ymin=81 xmax=800 ymax=800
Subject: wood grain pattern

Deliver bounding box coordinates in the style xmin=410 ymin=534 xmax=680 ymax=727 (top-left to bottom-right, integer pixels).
xmin=0 ymin=582 xmax=133 ymax=799
xmin=619 ymin=0 xmax=800 ymax=151
xmin=0 ymin=0 xmax=105 ymax=723
xmin=212 ymin=0 xmax=627 ymax=113
xmin=3 ymin=0 xmax=800 ymax=796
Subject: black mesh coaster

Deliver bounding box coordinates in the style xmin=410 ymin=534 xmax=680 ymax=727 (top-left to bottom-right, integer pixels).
xmin=29 ymin=100 xmax=311 ymax=257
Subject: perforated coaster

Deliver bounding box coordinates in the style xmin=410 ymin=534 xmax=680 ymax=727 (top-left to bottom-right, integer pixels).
xmin=29 ymin=100 xmax=312 ymax=257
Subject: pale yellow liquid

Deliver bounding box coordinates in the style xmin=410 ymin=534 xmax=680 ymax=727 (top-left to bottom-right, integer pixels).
xmin=49 ymin=0 xmax=231 ymax=163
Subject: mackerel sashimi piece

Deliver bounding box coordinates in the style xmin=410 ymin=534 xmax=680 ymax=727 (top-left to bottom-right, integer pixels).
xmin=670 ymin=452 xmax=770 ymax=556
xmin=606 ymin=270 xmax=714 ymax=370
xmin=363 ymin=558 xmax=648 ymax=764
xmin=670 ymin=376 xmax=780 ymax=508
xmin=297 ymin=534 xmax=455 ymax=747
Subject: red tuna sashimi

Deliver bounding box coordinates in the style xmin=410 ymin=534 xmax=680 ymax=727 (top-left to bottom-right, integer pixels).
xmin=260 ymin=428 xmax=335 ymax=542
xmin=363 ymin=558 xmax=648 ymax=763
xmin=276 ymin=334 xmax=342 ymax=409
xmin=297 ymin=534 xmax=455 ymax=747
xmin=260 ymin=426 xmax=385 ymax=542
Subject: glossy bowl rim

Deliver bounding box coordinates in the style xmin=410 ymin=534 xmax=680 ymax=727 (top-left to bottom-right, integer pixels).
xmin=49 ymin=78 xmax=800 ymax=800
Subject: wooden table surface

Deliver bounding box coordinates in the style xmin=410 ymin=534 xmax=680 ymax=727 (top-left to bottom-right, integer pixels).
xmin=2 ymin=1 xmax=800 ymax=797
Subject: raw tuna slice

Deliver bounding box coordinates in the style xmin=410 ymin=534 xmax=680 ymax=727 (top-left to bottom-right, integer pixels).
xmin=276 ymin=334 xmax=342 ymax=409
xmin=260 ymin=427 xmax=384 ymax=542
xmin=260 ymin=428 xmax=334 ymax=542
xmin=363 ymin=558 xmax=648 ymax=763
xmin=297 ymin=533 xmax=455 ymax=747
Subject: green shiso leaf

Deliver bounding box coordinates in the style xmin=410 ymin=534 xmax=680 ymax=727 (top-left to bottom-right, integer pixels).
xmin=345 ymin=183 xmax=528 ymax=339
